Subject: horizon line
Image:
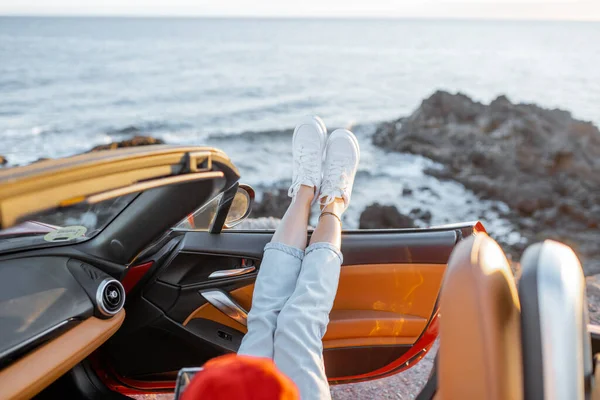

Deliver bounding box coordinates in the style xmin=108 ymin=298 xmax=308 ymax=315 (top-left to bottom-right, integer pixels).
xmin=0 ymin=14 xmax=599 ymax=23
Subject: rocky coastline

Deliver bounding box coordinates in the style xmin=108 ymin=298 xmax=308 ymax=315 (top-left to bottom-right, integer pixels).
xmin=372 ymin=91 xmax=600 ymax=275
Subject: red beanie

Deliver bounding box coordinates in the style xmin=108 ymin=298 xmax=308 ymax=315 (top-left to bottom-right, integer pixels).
xmin=181 ymin=354 xmax=299 ymax=400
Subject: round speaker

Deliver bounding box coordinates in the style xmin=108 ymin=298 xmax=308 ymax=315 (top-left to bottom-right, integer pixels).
xmin=95 ymin=278 xmax=125 ymax=317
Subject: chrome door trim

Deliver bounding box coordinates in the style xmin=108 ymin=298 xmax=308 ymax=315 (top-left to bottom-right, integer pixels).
xmin=208 ymin=266 xmax=256 ymax=279
xmin=200 ymin=289 xmax=248 ymax=326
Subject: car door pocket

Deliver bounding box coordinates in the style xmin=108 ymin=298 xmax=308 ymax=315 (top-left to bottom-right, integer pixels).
xmin=157 ymin=253 xmax=259 ymax=286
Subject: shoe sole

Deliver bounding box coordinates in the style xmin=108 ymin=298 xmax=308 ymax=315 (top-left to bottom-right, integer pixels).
xmin=293 ymin=116 xmax=328 ymax=153
xmin=327 ymin=128 xmax=361 ymax=166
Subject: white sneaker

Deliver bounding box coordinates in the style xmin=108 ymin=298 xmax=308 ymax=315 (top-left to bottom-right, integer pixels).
xmin=288 ymin=116 xmax=328 ymax=201
xmin=319 ymin=129 xmax=360 ymax=211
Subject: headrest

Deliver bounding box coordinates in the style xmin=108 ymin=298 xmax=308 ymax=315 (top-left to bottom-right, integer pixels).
xmin=438 ymin=234 xmax=523 ymax=400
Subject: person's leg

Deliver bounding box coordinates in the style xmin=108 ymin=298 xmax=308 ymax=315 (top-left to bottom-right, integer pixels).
xmin=238 ymin=117 xmax=327 ymax=359
xmin=237 ymin=187 xmax=313 ymax=358
xmin=271 ymin=186 xmax=314 ymax=250
xmin=274 ymin=129 xmax=359 ymax=400
xmin=308 ymin=199 xmax=344 ymax=248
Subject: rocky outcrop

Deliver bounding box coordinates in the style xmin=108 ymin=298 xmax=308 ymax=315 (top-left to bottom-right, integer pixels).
xmin=359 ymin=203 xmax=416 ymax=229
xmin=88 ymin=136 xmax=165 ymax=152
xmin=251 ymin=189 xmax=291 ymax=219
xmin=410 ymin=208 xmax=432 ymax=223
xmin=374 ymin=91 xmax=600 ymax=274
xmin=0 ymin=155 xmax=7 ymax=167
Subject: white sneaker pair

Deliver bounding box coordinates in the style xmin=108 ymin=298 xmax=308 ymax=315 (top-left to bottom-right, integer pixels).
xmin=288 ymin=116 xmax=360 ymax=212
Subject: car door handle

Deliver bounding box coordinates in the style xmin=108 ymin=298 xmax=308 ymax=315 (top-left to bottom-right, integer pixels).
xmin=208 ymin=266 xmax=256 ymax=279
xmin=200 ymin=290 xmax=248 ymax=326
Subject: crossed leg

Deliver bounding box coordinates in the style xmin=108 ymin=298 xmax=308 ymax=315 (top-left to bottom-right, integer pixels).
xmin=237 ymin=185 xmax=315 ymax=359
xmin=273 ymin=199 xmax=345 ymax=400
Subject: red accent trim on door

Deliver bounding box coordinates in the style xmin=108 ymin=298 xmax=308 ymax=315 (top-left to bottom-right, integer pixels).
xmin=121 ymin=261 xmax=154 ymax=294
xmin=474 ymin=221 xmax=487 ymax=234
xmin=90 ymin=353 xmax=175 ymax=395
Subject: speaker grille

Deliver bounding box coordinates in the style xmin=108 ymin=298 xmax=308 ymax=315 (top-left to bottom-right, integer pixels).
xmin=96 ymin=279 xmax=125 ymax=317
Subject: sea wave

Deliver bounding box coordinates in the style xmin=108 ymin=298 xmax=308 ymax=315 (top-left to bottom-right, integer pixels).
xmin=206 ymin=128 xmax=293 ymax=142
xmin=205 ymin=122 xmax=371 ymax=143
xmin=104 ymin=121 xmax=195 ymax=136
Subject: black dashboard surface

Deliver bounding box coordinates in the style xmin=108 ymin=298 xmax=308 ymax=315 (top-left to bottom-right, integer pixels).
xmin=0 ymin=256 xmax=94 ymax=366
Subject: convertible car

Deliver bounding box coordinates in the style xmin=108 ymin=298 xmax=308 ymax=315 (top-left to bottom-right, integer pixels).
xmin=0 ymin=145 xmax=599 ymax=400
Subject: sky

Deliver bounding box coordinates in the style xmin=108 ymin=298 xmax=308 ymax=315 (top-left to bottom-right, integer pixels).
xmin=0 ymin=0 xmax=599 ymax=21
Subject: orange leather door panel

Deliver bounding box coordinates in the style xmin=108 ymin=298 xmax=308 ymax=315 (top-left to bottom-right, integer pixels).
xmin=185 ymin=263 xmax=445 ymax=348
xmin=324 ymin=310 xmax=426 ymax=348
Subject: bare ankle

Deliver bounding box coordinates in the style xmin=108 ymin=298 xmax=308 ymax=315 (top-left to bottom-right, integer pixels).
xmin=320 ymin=198 xmax=345 ymax=217
xmin=319 ymin=211 xmax=342 ymax=226
xmin=295 ymin=184 xmax=315 ymax=205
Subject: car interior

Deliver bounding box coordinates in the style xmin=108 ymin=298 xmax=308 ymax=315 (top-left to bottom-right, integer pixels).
xmin=0 ymin=146 xmax=599 ymax=400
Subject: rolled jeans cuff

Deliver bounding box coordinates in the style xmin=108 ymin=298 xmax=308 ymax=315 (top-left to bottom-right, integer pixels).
xmin=305 ymin=242 xmax=343 ymax=264
xmin=264 ymin=242 xmax=305 ymax=261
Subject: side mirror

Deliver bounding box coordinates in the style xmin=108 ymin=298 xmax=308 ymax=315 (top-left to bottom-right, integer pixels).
xmin=224 ymin=184 xmax=255 ymax=229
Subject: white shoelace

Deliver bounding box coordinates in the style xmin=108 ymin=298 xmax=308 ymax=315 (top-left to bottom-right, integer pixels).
xmin=288 ymin=144 xmax=321 ymax=198
xmin=319 ymin=157 xmax=351 ymax=208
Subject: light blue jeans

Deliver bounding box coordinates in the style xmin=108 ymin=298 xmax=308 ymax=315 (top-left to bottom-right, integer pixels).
xmin=237 ymin=241 xmax=343 ymax=400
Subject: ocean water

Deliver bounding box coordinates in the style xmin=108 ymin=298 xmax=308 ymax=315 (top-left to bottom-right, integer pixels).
xmin=1 ymin=17 xmax=599 ymax=238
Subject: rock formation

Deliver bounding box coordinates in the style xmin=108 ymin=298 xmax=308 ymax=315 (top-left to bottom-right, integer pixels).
xmin=250 ymin=189 xmax=291 ymax=219
xmin=374 ymin=91 xmax=600 ymax=274
xmin=359 ymin=203 xmax=416 ymax=229
xmin=88 ymin=136 xmax=165 ymax=152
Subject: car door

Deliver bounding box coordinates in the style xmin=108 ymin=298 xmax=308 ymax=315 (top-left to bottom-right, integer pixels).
xmin=100 ymin=215 xmax=486 ymax=394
